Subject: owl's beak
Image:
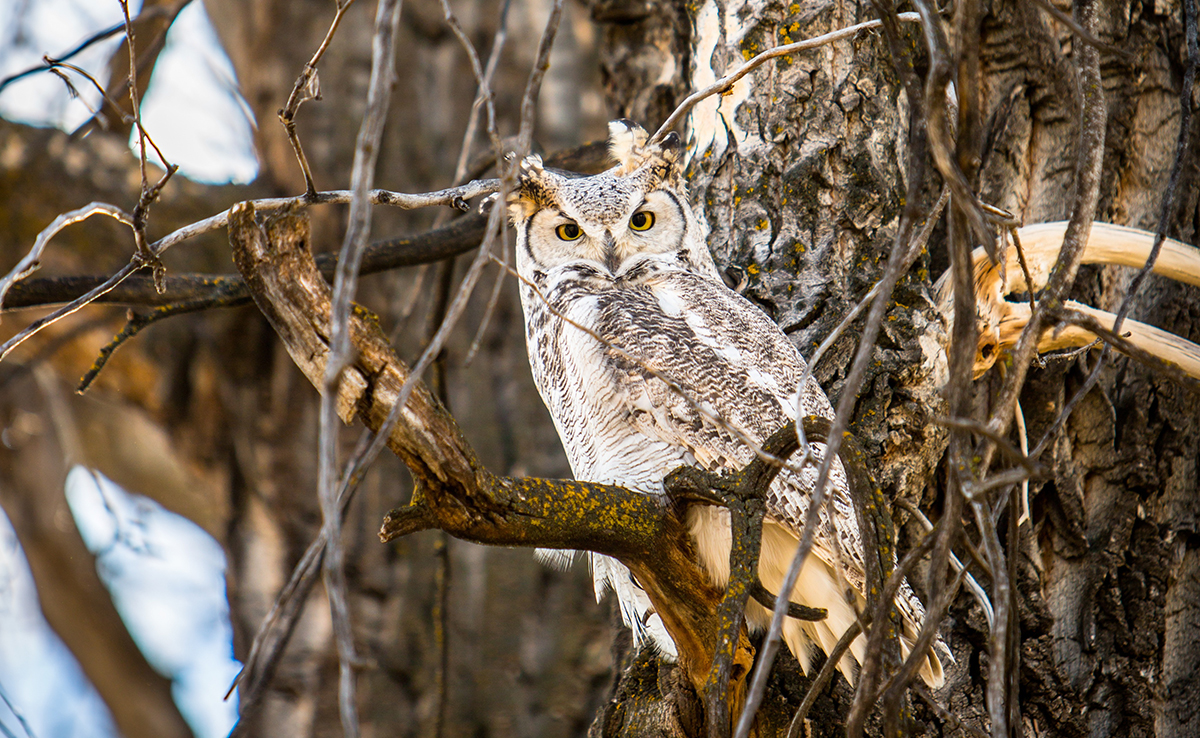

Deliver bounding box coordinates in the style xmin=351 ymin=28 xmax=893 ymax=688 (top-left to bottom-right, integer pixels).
xmin=602 ymin=232 xmax=620 ymax=274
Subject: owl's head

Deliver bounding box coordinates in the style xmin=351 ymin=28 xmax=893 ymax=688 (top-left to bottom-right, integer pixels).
xmin=508 ymin=120 xmax=717 ymax=280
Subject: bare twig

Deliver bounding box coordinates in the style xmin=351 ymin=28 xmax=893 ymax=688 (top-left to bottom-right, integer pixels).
xmin=877 ymin=565 xmax=968 ymax=732
xmin=0 ymin=678 xmax=36 ymax=738
xmin=514 ymin=0 xmax=565 ymax=158
xmin=981 ymin=0 xmax=1110 ymax=455
xmin=0 ymin=203 xmax=132 ymax=308
xmin=40 ymin=59 xmax=130 ymax=121
xmin=462 ymin=227 xmax=510 ymax=368
xmin=0 ymin=263 xmax=141 ymax=363
xmin=851 ymin=515 xmax=943 ymax=736
xmin=0 ymin=185 xmax=496 ymax=374
xmin=226 ymin=433 xmax=370 ymax=727
xmin=913 ymin=683 xmax=990 ymax=738
xmin=738 ymin=9 xmax=943 ymax=735
xmin=796 ymin=186 xmax=948 ymax=419
xmin=785 ymin=621 xmax=864 ymax=738
xmin=896 ymin=497 xmax=994 ymax=627
xmin=1010 ymin=226 xmax=1039 ymax=332
xmin=972 ymin=494 xmax=1011 ymax=738
xmin=0 ymin=19 xmax=134 ymax=93
xmin=279 ymin=0 xmax=357 ymax=197
xmin=439 ymin=0 xmax=509 ymax=175
xmin=651 ymin=14 xmax=921 ymax=144
xmin=934 ymin=416 xmax=1042 ymax=479
xmin=152 ymin=183 xmax=496 ymax=258
xmin=118 ymin=0 xmax=178 ymax=288
xmin=1027 ymin=0 xmax=1133 ymax=58
xmin=436 ymin=0 xmax=513 ymax=369
xmin=315 ymin=1 xmax=403 ymax=735
xmin=1046 ymin=308 xmax=1200 ymax=394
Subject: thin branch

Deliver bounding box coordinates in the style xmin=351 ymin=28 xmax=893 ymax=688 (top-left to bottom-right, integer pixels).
xmin=972 ymin=494 xmax=1011 ymax=738
xmin=118 ymin=0 xmax=178 ymax=288
xmin=77 ymin=298 xmax=240 ymax=393
xmin=439 ymin=0 xmax=508 ymax=175
xmin=0 ymin=679 xmax=36 ymax=738
xmin=437 ymin=0 xmax=513 ymax=369
xmin=1027 ymin=0 xmax=1133 ymax=58
xmin=41 ymin=58 xmax=130 ymax=121
xmin=981 ymin=0 xmax=1110 ymax=458
xmin=785 ymin=621 xmax=863 ymax=738
xmin=227 ymin=432 xmax=373 ymax=730
xmin=933 ymin=416 xmax=1043 ymax=479
xmin=737 ymin=10 xmax=943 ymax=734
xmin=0 ymin=203 xmax=132 ymax=308
xmin=895 ymin=497 xmax=994 ymax=627
xmin=850 ymin=510 xmax=943 ymax=737
xmin=278 ymin=0 xmax=357 ymax=197
xmin=665 ymin=421 xmax=804 ymax=738
xmin=748 ymin=581 xmax=826 ymax=621
xmin=1029 ymin=0 xmax=1198 ymax=456
xmin=0 ymin=263 xmax=141 ymax=362
xmin=0 ymin=18 xmax=136 ymax=93
xmin=514 ymin=0 xmax=565 ymax=158
xmin=913 ymin=683 xmax=990 ymax=738
xmin=651 ymin=14 xmax=921 ymax=144
xmin=797 ymin=186 xmax=948 ymax=408
xmin=318 ymin=1 xmax=402 ymax=735
xmin=1 ymin=182 xmax=497 ymax=311
xmin=877 ymin=565 xmax=968 ymax=732
xmin=1046 ymin=308 xmax=1200 ymax=395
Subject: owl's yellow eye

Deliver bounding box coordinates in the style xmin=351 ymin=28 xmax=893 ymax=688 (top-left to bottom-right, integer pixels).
xmin=629 ymin=211 xmax=655 ymax=231
xmin=555 ymin=222 xmax=583 ymax=241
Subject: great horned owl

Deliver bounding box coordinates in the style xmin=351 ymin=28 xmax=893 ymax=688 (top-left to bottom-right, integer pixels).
xmin=508 ymin=120 xmax=945 ymax=687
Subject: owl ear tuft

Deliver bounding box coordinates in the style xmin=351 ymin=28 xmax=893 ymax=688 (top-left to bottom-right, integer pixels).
xmin=608 ymin=119 xmax=650 ymax=175
xmin=608 ymin=120 xmax=682 ymax=180
xmin=507 ymin=153 xmax=553 ymax=222
xmin=519 ymin=153 xmax=545 ymax=177
xmin=658 ymin=132 xmax=682 ymax=160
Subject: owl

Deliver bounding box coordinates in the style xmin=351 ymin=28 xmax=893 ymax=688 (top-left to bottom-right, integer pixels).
xmin=508 ymin=119 xmax=945 ymax=687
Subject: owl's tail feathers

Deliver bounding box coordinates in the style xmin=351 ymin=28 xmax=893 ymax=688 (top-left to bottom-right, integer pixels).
xmin=768 ymin=552 xmax=948 ymax=689
xmin=777 ymin=556 xmax=866 ymax=687
xmin=899 ymin=620 xmax=949 ymax=689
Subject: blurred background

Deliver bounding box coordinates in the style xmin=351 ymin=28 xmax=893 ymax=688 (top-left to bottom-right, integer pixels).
xmin=0 ymin=1 xmax=630 ymax=736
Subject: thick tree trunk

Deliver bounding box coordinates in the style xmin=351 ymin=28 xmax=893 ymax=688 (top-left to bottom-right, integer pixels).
xmin=587 ymin=0 xmax=1199 ymax=735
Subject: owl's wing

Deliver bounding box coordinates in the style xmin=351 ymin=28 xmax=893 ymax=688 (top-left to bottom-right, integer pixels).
xmin=588 ymin=269 xmax=870 ymax=592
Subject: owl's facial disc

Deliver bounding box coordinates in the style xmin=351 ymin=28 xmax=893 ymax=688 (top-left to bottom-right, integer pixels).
xmin=523 ymin=188 xmax=686 ymax=275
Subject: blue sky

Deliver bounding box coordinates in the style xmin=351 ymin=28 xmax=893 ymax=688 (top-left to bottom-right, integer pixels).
xmin=0 ymin=0 xmax=258 ymax=183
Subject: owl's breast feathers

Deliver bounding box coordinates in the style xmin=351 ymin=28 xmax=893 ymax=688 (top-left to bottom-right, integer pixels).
xmin=522 ymin=260 xmax=851 ymax=556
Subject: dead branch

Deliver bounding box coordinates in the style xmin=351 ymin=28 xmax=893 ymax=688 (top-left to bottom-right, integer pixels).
xmin=2 ymin=143 xmax=614 ymax=314
xmin=278 ymin=0 xmax=356 ymax=197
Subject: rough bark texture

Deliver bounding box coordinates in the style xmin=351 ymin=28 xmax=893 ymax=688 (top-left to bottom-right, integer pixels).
xmin=0 ymin=0 xmax=1198 ymax=736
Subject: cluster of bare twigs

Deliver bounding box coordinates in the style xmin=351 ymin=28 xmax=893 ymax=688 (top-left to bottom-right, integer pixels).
xmin=2 ymin=0 xmax=1198 ymax=737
